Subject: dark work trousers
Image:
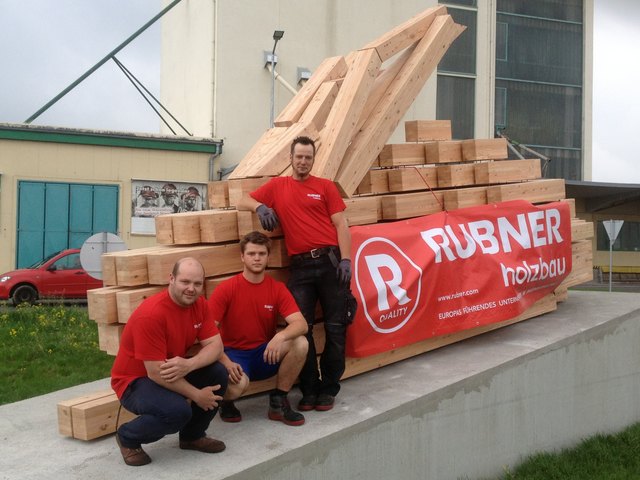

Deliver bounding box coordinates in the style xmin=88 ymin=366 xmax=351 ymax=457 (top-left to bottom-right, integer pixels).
xmin=288 ymin=253 xmax=348 ymax=398
xmin=117 ymin=361 xmax=228 ymax=448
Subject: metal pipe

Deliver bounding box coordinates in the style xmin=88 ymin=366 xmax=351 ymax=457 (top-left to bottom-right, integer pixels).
xmin=25 ymin=0 xmax=184 ymax=124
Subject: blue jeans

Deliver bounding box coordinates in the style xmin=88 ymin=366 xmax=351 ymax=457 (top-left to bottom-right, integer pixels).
xmin=117 ymin=362 xmax=228 ymax=447
xmin=288 ymin=253 xmax=348 ymax=397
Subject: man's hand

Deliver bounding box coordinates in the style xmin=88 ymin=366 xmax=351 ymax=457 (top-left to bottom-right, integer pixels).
xmin=224 ymin=361 xmax=244 ymax=384
xmin=336 ymin=258 xmax=352 ymax=286
xmin=159 ymin=356 xmax=192 ymax=383
xmin=256 ymin=204 xmax=279 ymax=231
xmin=264 ymin=333 xmax=286 ymax=365
xmin=194 ymin=384 xmax=224 ymax=411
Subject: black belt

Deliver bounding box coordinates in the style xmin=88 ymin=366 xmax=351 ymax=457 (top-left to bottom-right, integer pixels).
xmin=290 ymin=246 xmax=338 ymax=262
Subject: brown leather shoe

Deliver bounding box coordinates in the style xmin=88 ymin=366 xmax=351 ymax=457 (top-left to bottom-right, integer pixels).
xmin=116 ymin=433 xmax=152 ymax=466
xmin=179 ymin=436 xmax=226 ymax=454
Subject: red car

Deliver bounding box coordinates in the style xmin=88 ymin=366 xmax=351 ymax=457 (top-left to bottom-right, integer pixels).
xmin=0 ymin=249 xmax=103 ymax=305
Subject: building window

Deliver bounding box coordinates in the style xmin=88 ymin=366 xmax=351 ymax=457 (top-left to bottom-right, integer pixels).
xmin=495 ymin=0 xmax=583 ymax=180
xmin=437 ymin=4 xmax=477 ymax=140
xmin=597 ymin=221 xmax=640 ymax=252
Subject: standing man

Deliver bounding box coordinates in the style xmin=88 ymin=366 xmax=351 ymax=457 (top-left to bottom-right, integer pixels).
xmin=111 ymin=257 xmax=228 ymax=467
xmin=209 ymin=231 xmax=308 ymax=426
xmin=237 ymin=136 xmax=352 ymax=413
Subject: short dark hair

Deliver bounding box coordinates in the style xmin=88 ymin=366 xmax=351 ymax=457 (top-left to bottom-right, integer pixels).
xmin=290 ymin=136 xmax=316 ymax=156
xmin=240 ymin=231 xmax=272 ymax=254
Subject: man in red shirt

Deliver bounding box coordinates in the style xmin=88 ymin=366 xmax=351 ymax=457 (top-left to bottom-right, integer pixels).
xmin=209 ymin=231 xmax=308 ymax=426
xmin=111 ymin=257 xmax=228 ymax=466
xmin=237 ymin=136 xmax=352 ymax=413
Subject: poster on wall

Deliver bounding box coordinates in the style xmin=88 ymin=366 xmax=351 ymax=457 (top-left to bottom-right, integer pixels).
xmin=131 ymin=180 xmax=208 ymax=235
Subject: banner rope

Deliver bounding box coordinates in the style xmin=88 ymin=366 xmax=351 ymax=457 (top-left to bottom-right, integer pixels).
xmin=408 ymin=165 xmax=447 ymax=212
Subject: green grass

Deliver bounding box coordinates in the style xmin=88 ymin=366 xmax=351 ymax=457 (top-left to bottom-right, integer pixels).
xmin=487 ymin=422 xmax=640 ymax=480
xmin=0 ymin=303 xmax=113 ymax=405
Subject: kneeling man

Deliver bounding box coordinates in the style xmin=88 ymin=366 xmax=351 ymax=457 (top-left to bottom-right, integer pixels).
xmin=209 ymin=231 xmax=308 ymax=426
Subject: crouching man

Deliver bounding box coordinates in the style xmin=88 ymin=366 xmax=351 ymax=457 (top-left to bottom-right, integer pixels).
xmin=209 ymin=231 xmax=308 ymax=426
xmin=111 ymin=257 xmax=228 ymax=466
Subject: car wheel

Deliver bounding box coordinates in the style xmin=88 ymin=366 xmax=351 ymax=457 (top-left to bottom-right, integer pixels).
xmin=12 ymin=285 xmax=38 ymax=305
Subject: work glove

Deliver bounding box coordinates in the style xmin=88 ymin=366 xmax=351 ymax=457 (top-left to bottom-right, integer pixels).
xmin=256 ymin=204 xmax=279 ymax=231
xmin=336 ymin=259 xmax=352 ymax=287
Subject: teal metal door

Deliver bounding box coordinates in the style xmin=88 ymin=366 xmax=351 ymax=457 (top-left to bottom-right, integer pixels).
xmin=16 ymin=181 xmax=119 ymax=268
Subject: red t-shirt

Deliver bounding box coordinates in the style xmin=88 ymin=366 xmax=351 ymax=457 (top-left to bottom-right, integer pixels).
xmin=208 ymin=274 xmax=300 ymax=350
xmin=250 ymin=175 xmax=346 ymax=255
xmin=110 ymin=290 xmax=219 ymax=398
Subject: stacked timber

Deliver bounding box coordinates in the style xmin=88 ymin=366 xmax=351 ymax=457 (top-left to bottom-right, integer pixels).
xmin=62 ymin=6 xmax=593 ymax=440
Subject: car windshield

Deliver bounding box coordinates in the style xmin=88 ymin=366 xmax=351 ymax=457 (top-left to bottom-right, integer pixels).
xmin=27 ymin=250 xmax=63 ymax=269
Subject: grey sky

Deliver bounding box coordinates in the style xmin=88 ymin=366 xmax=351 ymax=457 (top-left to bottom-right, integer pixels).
xmin=1 ymin=0 xmax=638 ymax=184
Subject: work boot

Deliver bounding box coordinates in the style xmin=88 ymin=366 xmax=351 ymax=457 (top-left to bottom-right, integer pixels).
xmin=297 ymin=394 xmax=316 ymax=412
xmin=314 ymin=393 xmax=335 ymax=411
xmin=179 ymin=436 xmax=226 ymax=453
xmin=116 ymin=433 xmax=152 ymax=466
xmin=268 ymin=394 xmax=305 ymax=426
xmin=219 ymin=400 xmax=242 ymax=423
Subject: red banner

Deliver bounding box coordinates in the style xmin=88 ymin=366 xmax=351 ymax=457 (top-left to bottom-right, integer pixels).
xmin=347 ymin=200 xmax=572 ymax=357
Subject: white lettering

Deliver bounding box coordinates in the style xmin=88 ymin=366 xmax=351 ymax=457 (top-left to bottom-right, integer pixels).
xmin=500 ymin=257 xmax=566 ymax=287
xmin=364 ymin=253 xmax=412 ymax=311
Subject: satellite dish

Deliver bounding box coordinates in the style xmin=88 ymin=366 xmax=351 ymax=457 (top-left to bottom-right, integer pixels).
xmin=80 ymin=232 xmax=127 ymax=280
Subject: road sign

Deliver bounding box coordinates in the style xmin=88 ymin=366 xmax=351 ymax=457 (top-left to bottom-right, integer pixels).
xmin=603 ymin=220 xmax=624 ymax=242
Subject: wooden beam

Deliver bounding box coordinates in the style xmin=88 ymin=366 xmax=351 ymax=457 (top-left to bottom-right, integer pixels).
xmin=334 ymin=15 xmax=465 ymax=197
xmin=274 ymin=55 xmax=348 ymax=127
xmin=356 ymin=169 xmax=389 ymax=195
xmin=387 ymin=165 xmax=438 ymax=192
xmin=381 ymin=190 xmax=444 ymax=220
xmin=461 ymin=138 xmax=508 ymax=161
xmin=379 ymin=143 xmax=426 ymax=167
xmin=312 ymin=48 xmax=382 ymax=180
xmin=208 ymin=180 xmax=229 ymax=209
xmin=298 ymin=80 xmax=341 ymax=131
xmin=443 ymin=186 xmax=488 ymax=210
xmin=405 ymin=120 xmax=452 ymax=142
xmin=424 ymin=140 xmax=463 ymax=164
xmin=436 ymin=163 xmax=476 ymax=188
xmin=474 ymin=158 xmax=541 ymax=185
xmin=228 ymin=127 xmax=288 ymax=180
xmin=362 ymin=5 xmax=447 ymax=62
xmin=486 ymin=179 xmax=566 ymax=204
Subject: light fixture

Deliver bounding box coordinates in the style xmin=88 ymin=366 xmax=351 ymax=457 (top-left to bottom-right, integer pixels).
xmin=297 ymin=67 xmax=311 ymax=86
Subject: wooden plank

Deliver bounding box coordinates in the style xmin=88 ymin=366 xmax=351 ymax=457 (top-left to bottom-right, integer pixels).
xmin=208 ymin=180 xmax=229 ymax=209
xmin=562 ymin=198 xmax=576 ymax=218
xmin=425 ymin=140 xmax=463 ymax=164
xmin=356 ymin=169 xmax=389 ymax=195
xmin=199 ymin=209 xmax=240 ymax=244
xmin=461 ymin=138 xmax=508 ymax=161
xmin=228 ymin=177 xmax=270 ymax=207
xmin=57 ymin=390 xmax=114 ymax=437
xmin=571 ymin=219 xmax=594 ymax=242
xmin=101 ymin=253 xmax=118 ymax=286
xmin=474 ymin=158 xmax=541 ymax=185
xmin=381 ymin=191 xmax=444 ymax=220
xmin=312 ymin=48 xmax=382 ymax=180
xmin=362 ymin=5 xmax=447 ymax=62
xmin=405 ymin=120 xmax=452 ymax=142
xmin=70 ymin=393 xmax=136 ymax=441
xmin=436 ymin=163 xmax=476 ymax=188
xmin=154 ymin=214 xmax=174 ymax=245
xmin=274 ymin=55 xmax=348 ymax=127
xmin=356 ymin=43 xmax=417 ymax=133
xmin=443 ymin=186 xmax=488 ymax=210
xmin=236 ymin=210 xmax=284 ymax=238
xmin=379 ymin=144 xmax=426 ymax=167
xmin=387 ymin=165 xmax=438 ymax=192
xmin=344 ymin=196 xmax=381 ymax=226
xmin=253 ymin=122 xmax=321 ymax=177
xmin=97 ymin=323 xmax=124 ymax=355
xmin=146 ymin=244 xmax=243 ymax=285
xmin=335 ymin=15 xmax=465 ymax=196
xmin=116 ymin=286 xmax=165 ymax=323
xmin=87 ymin=286 xmax=130 ymax=324
xmin=229 ymin=127 xmax=289 ymax=180
xmin=171 ymin=211 xmax=205 ymax=245
xmin=298 ymin=80 xmax=341 ymax=131
xmin=268 ymin=238 xmax=290 ymax=268
xmin=486 ymin=178 xmax=566 ymax=204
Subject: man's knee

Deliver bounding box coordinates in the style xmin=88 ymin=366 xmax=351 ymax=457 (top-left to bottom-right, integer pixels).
xmin=291 ymin=335 xmax=309 ymax=356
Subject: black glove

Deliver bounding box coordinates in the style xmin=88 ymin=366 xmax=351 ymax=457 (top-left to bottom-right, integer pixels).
xmin=336 ymin=259 xmax=352 ymax=286
xmin=256 ymin=204 xmax=279 ymax=231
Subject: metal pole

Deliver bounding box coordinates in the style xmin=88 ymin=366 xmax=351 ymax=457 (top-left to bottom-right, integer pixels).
xmin=25 ymin=0 xmax=184 ymax=124
xmin=270 ymin=55 xmax=276 ymax=128
xmin=609 ymin=239 xmax=613 ymax=293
